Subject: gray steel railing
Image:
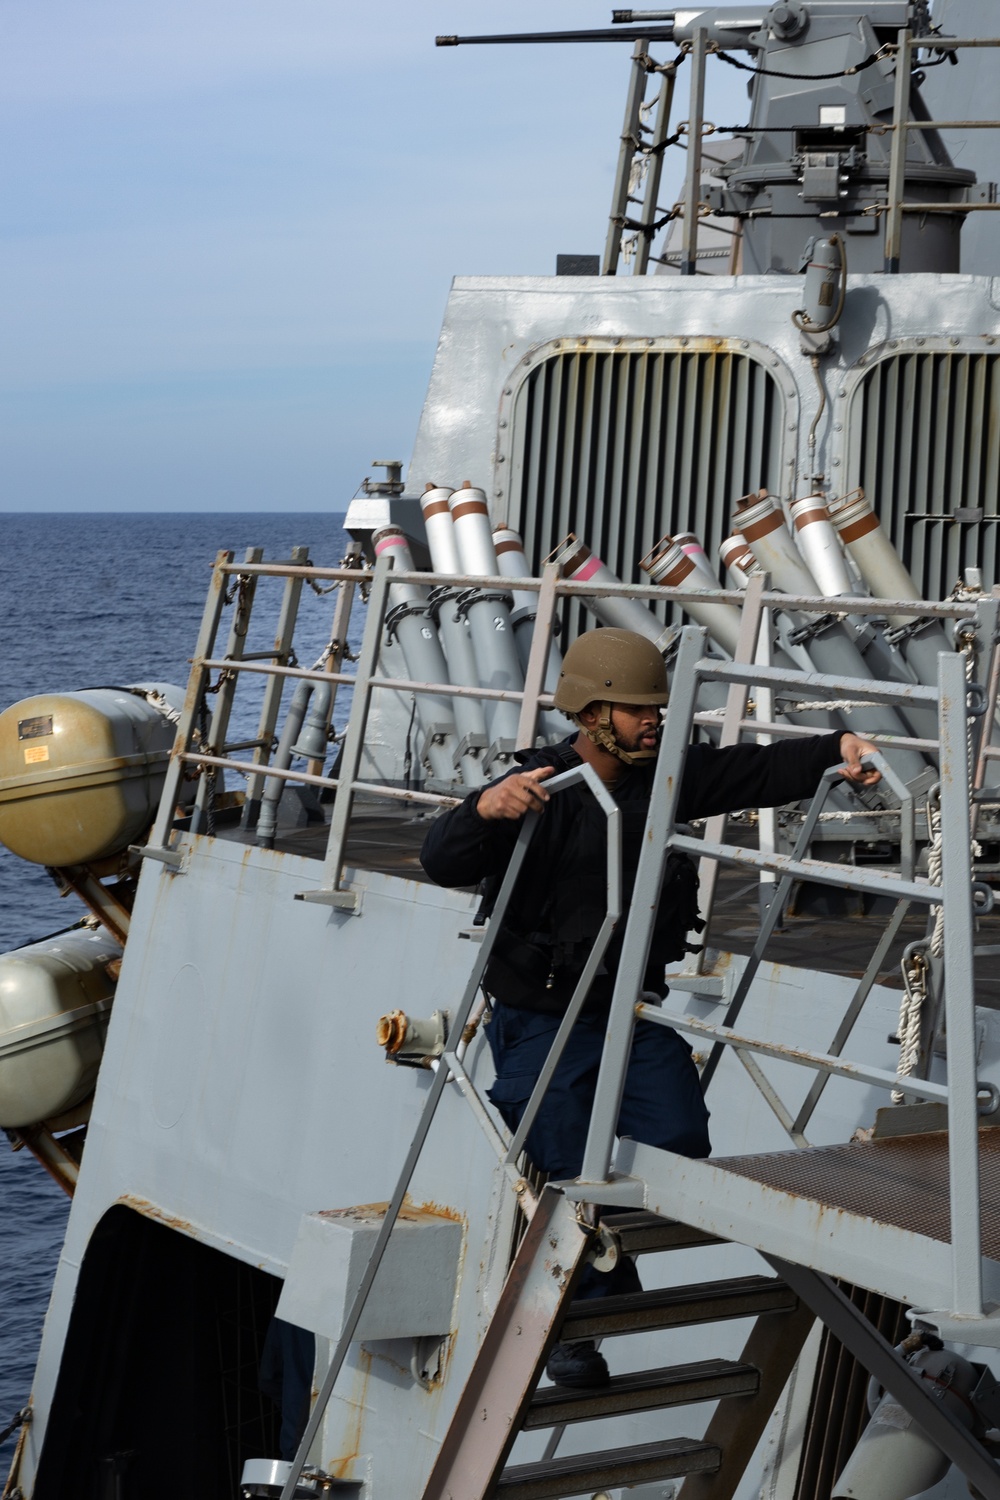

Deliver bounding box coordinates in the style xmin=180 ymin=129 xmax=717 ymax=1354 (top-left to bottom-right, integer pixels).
xmin=578 ymin=623 xmax=996 ymax=1319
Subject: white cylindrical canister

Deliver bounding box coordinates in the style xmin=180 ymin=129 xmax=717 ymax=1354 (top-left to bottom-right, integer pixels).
xmin=672 ymin=531 xmax=720 ymax=587
xmin=641 ymin=538 xmax=743 ymax=658
xmin=417 ymin=484 xmax=487 ymax=778
xmin=719 ymin=533 xmax=762 ymax=589
xmin=435 ymin=483 xmax=524 ymax=748
xmin=449 ymin=482 xmax=500 ymax=577
xmin=419 ymin=484 xmax=460 ymax=575
xmin=788 ymin=495 xmax=854 ymax=596
xmin=827 ymin=490 xmax=925 ymax=628
xmin=492 ymin=527 xmax=537 ymax=616
xmin=548 ymin=535 xmax=672 ymax=652
xmin=735 ymin=492 xmax=822 ymax=597
xmin=373 ymin=528 xmax=459 ymax=783
xmin=827 ymin=489 xmax=954 ymax=698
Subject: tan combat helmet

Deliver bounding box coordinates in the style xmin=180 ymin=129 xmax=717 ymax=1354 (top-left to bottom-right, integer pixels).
xmin=553 ymin=628 xmax=667 ymax=764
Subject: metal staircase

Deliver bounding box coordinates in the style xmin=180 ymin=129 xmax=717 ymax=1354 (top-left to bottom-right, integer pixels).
xmin=215 ymin=553 xmax=1000 ymax=1500
xmin=423 ymin=1192 xmax=814 ymax=1500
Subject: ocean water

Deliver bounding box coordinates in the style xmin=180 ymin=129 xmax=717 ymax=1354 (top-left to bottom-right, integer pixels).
xmin=0 ymin=512 xmax=355 ymax=1437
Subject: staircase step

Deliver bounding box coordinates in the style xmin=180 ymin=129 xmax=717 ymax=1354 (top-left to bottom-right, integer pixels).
xmin=600 ymin=1210 xmax=721 ymax=1256
xmin=524 ymin=1357 xmax=760 ymax=1429
xmin=496 ymin=1436 xmax=721 ymax=1500
xmin=560 ymin=1274 xmax=797 ymax=1341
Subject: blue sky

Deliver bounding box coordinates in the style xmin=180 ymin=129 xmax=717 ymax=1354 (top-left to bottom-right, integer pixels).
xmin=0 ymin=2 xmax=732 ymax=512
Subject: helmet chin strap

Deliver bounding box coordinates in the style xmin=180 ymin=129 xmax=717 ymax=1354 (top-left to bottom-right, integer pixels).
xmin=579 ymin=702 xmax=660 ymax=765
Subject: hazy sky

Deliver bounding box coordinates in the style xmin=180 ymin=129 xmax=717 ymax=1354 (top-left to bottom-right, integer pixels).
xmin=1 ymin=2 xmax=736 ymax=512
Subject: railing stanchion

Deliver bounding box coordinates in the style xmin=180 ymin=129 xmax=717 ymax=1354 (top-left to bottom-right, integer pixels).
xmin=580 ymin=625 xmax=708 ymax=1186
xmin=146 ymin=549 xmax=234 ymax=856
xmin=516 ymin=562 xmax=560 ymax=750
xmin=191 ymin=546 xmax=263 ymax=835
xmin=939 ymin=649 xmax=983 ymax=1316
xmin=308 ymin=552 xmax=393 ymax=908
xmin=243 ymin=544 xmax=310 ymax=826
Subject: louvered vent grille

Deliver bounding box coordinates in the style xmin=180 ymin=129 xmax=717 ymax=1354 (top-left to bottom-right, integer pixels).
xmin=847 ymin=351 xmax=1000 ymax=599
xmin=505 ymin=347 xmax=785 ymax=638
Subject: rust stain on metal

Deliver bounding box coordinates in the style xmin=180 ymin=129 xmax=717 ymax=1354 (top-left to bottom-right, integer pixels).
xmin=317 ymin=1197 xmax=463 ymax=1227
xmin=119 ymin=1194 xmax=198 ymax=1236
xmin=328 ymin=1346 xmax=372 ymax=1481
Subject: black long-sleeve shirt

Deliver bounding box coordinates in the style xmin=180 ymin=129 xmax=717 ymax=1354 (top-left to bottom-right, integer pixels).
xmin=421 ymin=731 xmax=845 ymax=1014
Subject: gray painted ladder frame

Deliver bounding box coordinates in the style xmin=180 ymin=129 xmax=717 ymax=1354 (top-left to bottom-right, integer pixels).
xmin=577 ymin=626 xmax=988 ymax=1318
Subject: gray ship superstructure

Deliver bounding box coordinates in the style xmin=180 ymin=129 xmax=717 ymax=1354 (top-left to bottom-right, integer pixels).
xmin=3 ymin=3 xmax=1000 ymax=1497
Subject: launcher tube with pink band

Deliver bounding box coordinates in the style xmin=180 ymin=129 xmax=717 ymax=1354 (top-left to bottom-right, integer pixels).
xmin=547 ymin=535 xmax=673 ymax=651
xmin=372 ymin=528 xmax=460 ymax=784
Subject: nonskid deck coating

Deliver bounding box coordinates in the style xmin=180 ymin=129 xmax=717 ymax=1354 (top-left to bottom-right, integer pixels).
xmin=712 ymin=1127 xmax=1000 ymax=1254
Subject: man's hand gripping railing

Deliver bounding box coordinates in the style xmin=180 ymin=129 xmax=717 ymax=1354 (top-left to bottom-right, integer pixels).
xmin=278 ymin=761 xmax=621 ymax=1500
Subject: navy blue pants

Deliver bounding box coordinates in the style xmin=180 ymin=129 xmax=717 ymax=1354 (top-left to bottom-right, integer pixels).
xmin=485 ymin=1002 xmax=710 ymax=1300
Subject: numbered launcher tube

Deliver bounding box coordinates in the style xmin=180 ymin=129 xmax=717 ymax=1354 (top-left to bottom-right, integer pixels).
xmin=419 ymin=485 xmax=487 ymax=781
xmin=447 ymin=485 xmax=523 ymax=748
xmin=492 ymin=527 xmax=566 ymax=740
xmin=372 ymin=529 xmax=460 ymax=784
xmin=548 ymin=535 xmax=673 ymax=652
xmin=735 ymin=496 xmax=926 ymax=780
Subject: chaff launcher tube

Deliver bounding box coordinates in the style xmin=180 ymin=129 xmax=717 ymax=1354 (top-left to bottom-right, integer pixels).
xmin=492 ymin=526 xmax=566 ymax=739
xmin=788 ymin=495 xmax=854 ymax=597
xmin=256 ymin=679 xmax=314 ymax=848
xmin=547 ymin=534 xmax=673 ymax=652
xmin=640 ymin=536 xmax=743 ymax=658
xmin=828 ymin=489 xmax=953 ymax=676
xmin=673 ymin=531 xmax=720 ymax=587
xmin=418 ymin=484 xmax=487 ymax=781
xmin=373 ymin=528 xmax=460 ymax=784
xmin=736 ymin=491 xmax=823 ymax=598
xmin=735 ymin=494 xmax=927 ymax=779
xmin=788 ymin=495 xmax=938 ymax=740
xmin=447 ymin=484 xmax=523 ymax=748
xmin=720 ymin=533 xmax=763 ymax=590
xmin=710 ymin=537 xmax=845 ymax=735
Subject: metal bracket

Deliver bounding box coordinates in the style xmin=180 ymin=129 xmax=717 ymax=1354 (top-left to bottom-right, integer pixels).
xmin=130 ymin=844 xmax=185 ymax=871
xmin=295 ymin=887 xmax=362 ymax=913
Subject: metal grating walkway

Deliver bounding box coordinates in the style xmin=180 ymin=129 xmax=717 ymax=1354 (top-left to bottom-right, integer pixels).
xmin=712 ymin=1126 xmax=1000 ymax=1256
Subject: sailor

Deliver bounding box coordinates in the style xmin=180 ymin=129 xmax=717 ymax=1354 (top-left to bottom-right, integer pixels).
xmin=420 ymin=627 xmax=880 ymax=1388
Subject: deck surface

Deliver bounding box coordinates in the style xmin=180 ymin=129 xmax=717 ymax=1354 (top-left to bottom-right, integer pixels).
xmin=713 ymin=1127 xmax=1000 ymax=1255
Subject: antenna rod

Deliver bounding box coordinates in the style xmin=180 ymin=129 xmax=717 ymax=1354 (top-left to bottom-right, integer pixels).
xmin=436 ymin=25 xmax=676 ymax=47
